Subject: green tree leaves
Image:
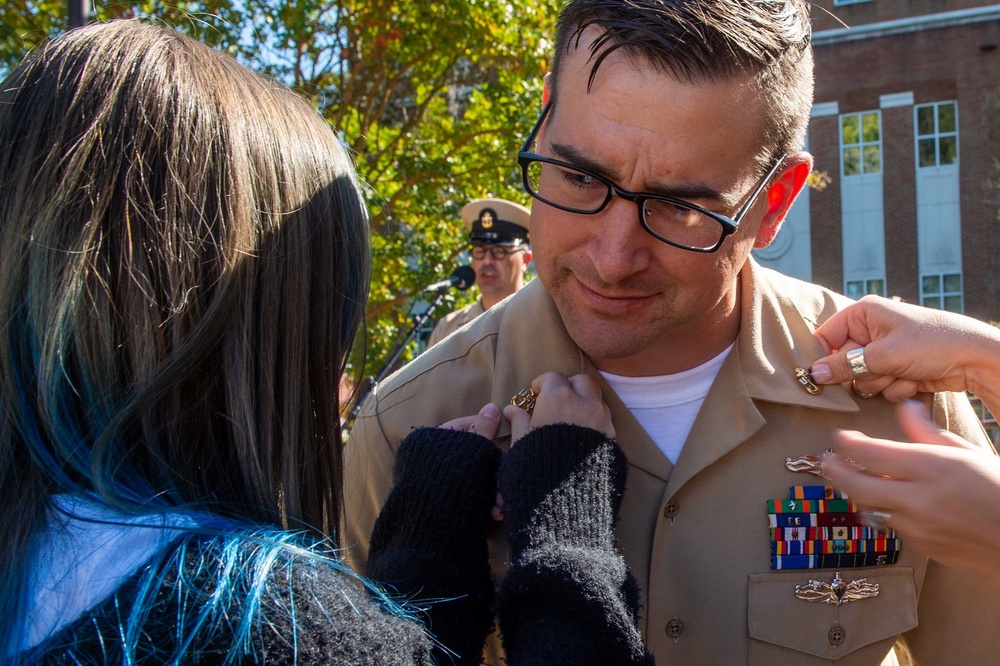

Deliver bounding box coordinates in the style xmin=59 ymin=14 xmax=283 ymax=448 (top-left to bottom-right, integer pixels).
xmin=1 ymin=0 xmax=559 ymax=387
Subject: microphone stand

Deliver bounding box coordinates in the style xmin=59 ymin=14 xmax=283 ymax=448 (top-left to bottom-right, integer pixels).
xmin=343 ymin=287 xmax=452 ymax=433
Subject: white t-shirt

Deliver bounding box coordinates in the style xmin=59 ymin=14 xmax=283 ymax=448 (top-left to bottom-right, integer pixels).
xmin=17 ymin=495 xmax=197 ymax=655
xmin=600 ymin=343 xmax=734 ymax=464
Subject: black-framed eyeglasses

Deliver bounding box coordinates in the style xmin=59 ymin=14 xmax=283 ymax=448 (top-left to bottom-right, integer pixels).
xmin=517 ymin=102 xmax=786 ymax=253
xmin=470 ymin=245 xmax=526 ymax=260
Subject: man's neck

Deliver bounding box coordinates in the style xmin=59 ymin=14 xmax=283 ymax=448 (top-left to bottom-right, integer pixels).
xmin=593 ymin=330 xmax=739 ymax=377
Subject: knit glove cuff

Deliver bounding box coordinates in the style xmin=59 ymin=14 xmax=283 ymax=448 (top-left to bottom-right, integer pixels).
xmin=370 ymin=426 xmax=500 ymax=555
xmin=367 ymin=427 xmax=499 ymax=666
xmin=498 ymin=424 xmax=626 ymax=561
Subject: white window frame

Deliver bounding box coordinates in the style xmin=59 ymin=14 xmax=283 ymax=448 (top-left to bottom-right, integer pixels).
xmin=845 ymin=277 xmax=886 ymax=300
xmin=915 ymin=101 xmax=959 ymax=169
xmin=840 ymin=111 xmax=882 ymax=178
xmin=920 ymin=272 xmax=963 ymax=312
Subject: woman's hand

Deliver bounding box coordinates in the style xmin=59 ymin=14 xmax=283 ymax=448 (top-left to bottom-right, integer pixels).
xmin=439 ymin=402 xmax=503 ymax=440
xmin=823 ymin=401 xmax=1000 ymax=584
xmin=492 ymin=372 xmax=614 ymax=522
xmin=809 ymin=295 xmax=1000 ymax=405
xmin=503 ymin=371 xmax=614 ymax=445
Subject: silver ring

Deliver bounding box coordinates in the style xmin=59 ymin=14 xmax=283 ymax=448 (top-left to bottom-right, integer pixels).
xmin=859 ymin=509 xmax=892 ymax=529
xmin=851 ymin=380 xmax=877 ymax=400
xmin=846 ymin=347 xmax=873 ymax=379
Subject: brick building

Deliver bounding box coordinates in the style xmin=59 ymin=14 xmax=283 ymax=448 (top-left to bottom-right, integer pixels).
xmin=755 ymin=1 xmax=1000 ymax=324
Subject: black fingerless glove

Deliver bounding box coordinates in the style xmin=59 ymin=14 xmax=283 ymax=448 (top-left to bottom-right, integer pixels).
xmin=496 ymin=424 xmax=653 ymax=666
xmin=368 ymin=427 xmax=500 ymax=666
xmin=499 ymin=424 xmax=626 ymax=560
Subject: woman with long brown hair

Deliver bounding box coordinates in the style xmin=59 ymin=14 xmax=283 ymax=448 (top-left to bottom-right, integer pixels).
xmin=0 ymin=20 xmax=501 ymax=663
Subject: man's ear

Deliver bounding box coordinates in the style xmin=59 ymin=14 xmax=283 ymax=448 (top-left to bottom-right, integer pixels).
xmin=754 ymin=153 xmax=812 ymax=250
xmin=521 ymin=248 xmax=533 ymax=268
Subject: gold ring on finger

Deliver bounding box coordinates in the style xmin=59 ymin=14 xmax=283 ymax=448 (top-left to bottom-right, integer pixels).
xmin=510 ymin=388 xmax=537 ymax=414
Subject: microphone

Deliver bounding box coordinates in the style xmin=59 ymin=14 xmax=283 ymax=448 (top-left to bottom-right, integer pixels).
xmin=423 ymin=265 xmax=476 ymax=292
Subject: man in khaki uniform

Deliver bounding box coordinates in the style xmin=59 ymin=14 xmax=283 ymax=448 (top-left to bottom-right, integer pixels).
xmin=427 ymin=198 xmax=532 ymax=347
xmin=344 ymin=1 xmax=1000 ymax=663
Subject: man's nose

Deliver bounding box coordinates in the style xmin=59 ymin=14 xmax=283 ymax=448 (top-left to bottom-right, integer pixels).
xmin=589 ymin=198 xmax=650 ymax=283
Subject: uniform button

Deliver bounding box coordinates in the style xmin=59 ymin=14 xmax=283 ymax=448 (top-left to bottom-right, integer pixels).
xmin=828 ymin=625 xmax=846 ymax=646
xmin=665 ymin=616 xmax=684 ymax=640
xmin=663 ymin=499 xmax=679 ymax=518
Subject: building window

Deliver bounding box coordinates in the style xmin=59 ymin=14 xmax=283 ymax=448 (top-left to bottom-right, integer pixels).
xmin=915 ymin=102 xmax=958 ymax=168
xmin=970 ymin=395 xmax=999 ymax=446
xmin=921 ymin=272 xmax=963 ymax=312
xmin=845 ymin=278 xmax=885 ymax=300
xmin=841 ymin=112 xmax=881 ymax=176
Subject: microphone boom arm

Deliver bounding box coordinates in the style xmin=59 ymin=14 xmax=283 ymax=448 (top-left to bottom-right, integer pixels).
xmin=344 ymin=271 xmax=469 ymax=432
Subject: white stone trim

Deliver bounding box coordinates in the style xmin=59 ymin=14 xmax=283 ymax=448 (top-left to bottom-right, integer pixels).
xmin=812 ymin=101 xmax=840 ymax=117
xmin=880 ymin=92 xmax=915 ymax=109
xmin=814 ymin=5 xmax=1000 ymax=46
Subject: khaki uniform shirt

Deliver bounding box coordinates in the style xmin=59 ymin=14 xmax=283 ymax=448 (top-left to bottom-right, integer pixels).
xmin=344 ymin=260 xmax=1000 ymax=665
xmin=427 ymin=300 xmax=485 ymax=348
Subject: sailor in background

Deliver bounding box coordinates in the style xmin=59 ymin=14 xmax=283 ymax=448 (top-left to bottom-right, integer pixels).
xmin=427 ymin=198 xmax=532 ymax=347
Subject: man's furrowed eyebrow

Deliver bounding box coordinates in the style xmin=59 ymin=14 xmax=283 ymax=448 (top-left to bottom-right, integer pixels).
xmin=549 ymin=141 xmax=729 ymax=204
xmin=550 ymin=142 xmax=618 ymax=180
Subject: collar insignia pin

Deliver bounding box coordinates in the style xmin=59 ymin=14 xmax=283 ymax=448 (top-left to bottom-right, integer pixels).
xmin=795 ymin=367 xmax=822 ymax=395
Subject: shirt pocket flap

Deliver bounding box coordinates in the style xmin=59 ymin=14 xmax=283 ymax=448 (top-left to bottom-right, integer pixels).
xmin=748 ymin=567 xmax=917 ymax=660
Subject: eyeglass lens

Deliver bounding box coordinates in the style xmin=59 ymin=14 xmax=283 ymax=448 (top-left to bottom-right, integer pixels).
xmin=471 ymin=246 xmax=521 ymax=260
xmin=522 ymin=160 xmax=724 ymax=251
